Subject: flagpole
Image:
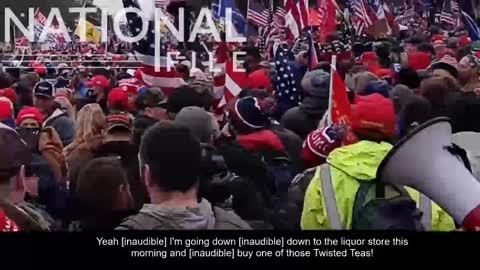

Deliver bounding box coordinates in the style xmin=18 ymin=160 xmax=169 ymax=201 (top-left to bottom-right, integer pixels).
xmin=327 ymin=55 xmax=337 ymax=125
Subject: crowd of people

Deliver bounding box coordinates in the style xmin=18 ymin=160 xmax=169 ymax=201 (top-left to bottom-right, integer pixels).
xmin=1 ymin=22 xmax=480 ymax=232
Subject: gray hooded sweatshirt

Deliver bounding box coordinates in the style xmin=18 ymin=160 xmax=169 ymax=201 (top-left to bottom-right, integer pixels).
xmin=116 ymin=199 xmax=251 ymax=230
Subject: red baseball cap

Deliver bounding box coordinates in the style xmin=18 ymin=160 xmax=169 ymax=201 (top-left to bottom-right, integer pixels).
xmin=248 ymin=70 xmax=273 ymax=92
xmin=351 ymin=93 xmax=396 ymax=140
xmin=0 ymin=88 xmax=17 ymax=104
xmin=86 ymin=75 xmax=110 ymax=89
xmin=108 ymin=88 xmax=129 ymax=110
xmin=16 ymin=107 xmax=44 ymax=127
xmin=361 ymin=52 xmax=378 ymax=64
xmin=459 ymin=36 xmax=472 ymax=47
xmin=408 ymin=52 xmax=432 ymax=71
xmin=0 ymin=97 xmax=13 ymax=121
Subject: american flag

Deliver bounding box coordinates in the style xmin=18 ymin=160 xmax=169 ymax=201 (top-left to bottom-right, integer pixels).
xmin=247 ymin=0 xmax=270 ymax=27
xmin=155 ymin=0 xmax=170 ymax=8
xmin=285 ymin=0 xmax=309 ymax=39
xmin=273 ymin=47 xmax=302 ymax=108
xmin=349 ymin=0 xmax=373 ymax=34
xmin=34 ymin=10 xmax=47 ymax=41
xmin=122 ymin=0 xmax=186 ymax=96
xmin=273 ymin=7 xmax=286 ymax=28
xmin=260 ymin=6 xmax=287 ymax=58
xmin=394 ymin=6 xmax=415 ymax=25
xmin=213 ymin=43 xmax=250 ymax=108
xmin=439 ymin=0 xmax=457 ymax=26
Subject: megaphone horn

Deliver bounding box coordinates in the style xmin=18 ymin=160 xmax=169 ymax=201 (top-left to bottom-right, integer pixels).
xmin=377 ymin=117 xmax=480 ymax=231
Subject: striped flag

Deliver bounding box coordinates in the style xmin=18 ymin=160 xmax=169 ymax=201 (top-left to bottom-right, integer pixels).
xmin=285 ymin=0 xmax=309 ymax=39
xmin=247 ymin=0 xmax=270 ymax=27
xmin=155 ymin=0 xmax=170 ymax=8
xmin=316 ymin=0 xmax=337 ymax=42
xmin=394 ymin=6 xmax=415 ymax=25
xmin=348 ymin=0 xmax=373 ymax=35
xmin=122 ymin=0 xmax=186 ymax=96
xmin=439 ymin=0 xmax=457 ymax=26
xmin=213 ymin=43 xmax=250 ymax=108
xmin=273 ymin=7 xmax=286 ymax=28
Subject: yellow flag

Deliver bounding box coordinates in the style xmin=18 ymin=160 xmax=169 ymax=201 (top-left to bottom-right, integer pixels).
xmin=75 ymin=19 xmax=101 ymax=43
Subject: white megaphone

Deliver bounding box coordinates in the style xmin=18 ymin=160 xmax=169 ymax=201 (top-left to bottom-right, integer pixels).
xmin=377 ymin=117 xmax=480 ymax=231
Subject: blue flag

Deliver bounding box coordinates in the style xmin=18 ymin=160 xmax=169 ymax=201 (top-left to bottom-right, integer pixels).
xmin=212 ymin=0 xmax=247 ymax=35
xmin=461 ymin=11 xmax=480 ymax=41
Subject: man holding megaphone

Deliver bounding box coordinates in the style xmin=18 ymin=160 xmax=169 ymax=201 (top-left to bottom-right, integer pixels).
xmin=301 ymin=94 xmax=456 ymax=231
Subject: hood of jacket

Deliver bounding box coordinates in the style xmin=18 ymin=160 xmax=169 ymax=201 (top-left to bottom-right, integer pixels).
xmin=43 ymin=108 xmax=68 ymax=127
xmin=299 ymin=95 xmax=329 ymax=116
xmin=327 ymin=140 xmax=393 ymax=181
xmin=126 ymin=199 xmax=217 ymax=230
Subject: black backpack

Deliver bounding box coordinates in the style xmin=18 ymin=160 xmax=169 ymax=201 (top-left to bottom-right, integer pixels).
xmin=352 ymin=181 xmax=424 ymax=230
xmin=320 ymin=164 xmax=424 ymax=231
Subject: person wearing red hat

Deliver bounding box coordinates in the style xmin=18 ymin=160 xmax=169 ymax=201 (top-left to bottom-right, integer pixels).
xmin=458 ymin=36 xmax=472 ymax=48
xmin=108 ymin=88 xmax=129 ymax=113
xmin=359 ymin=52 xmax=383 ymax=75
xmin=301 ymin=94 xmax=397 ymax=230
xmin=0 ymin=88 xmax=17 ymax=105
xmin=301 ymin=93 xmax=455 ymax=231
xmin=247 ymin=69 xmax=273 ymax=92
xmin=85 ymin=75 xmax=111 ymax=114
xmin=16 ymin=107 xmax=44 ymax=128
xmin=117 ymin=78 xmax=141 ymax=113
xmin=0 ymin=97 xmax=15 ymax=129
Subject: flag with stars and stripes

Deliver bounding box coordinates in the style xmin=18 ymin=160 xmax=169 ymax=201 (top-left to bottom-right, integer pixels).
xmin=155 ymin=0 xmax=170 ymax=8
xmin=348 ymin=0 xmax=373 ymax=35
xmin=273 ymin=47 xmax=301 ymax=108
xmin=212 ymin=42 xmax=250 ymax=109
xmin=122 ymin=0 xmax=186 ymax=96
xmin=247 ymin=0 xmax=270 ymax=27
xmin=439 ymin=0 xmax=457 ymax=26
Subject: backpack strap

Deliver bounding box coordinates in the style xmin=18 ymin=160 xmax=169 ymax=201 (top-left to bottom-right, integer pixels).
xmin=320 ymin=164 xmax=343 ymax=230
xmin=419 ymin=193 xmax=432 ymax=231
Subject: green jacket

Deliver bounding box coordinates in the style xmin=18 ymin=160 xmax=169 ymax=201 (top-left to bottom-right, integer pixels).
xmin=301 ymin=141 xmax=455 ymax=231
